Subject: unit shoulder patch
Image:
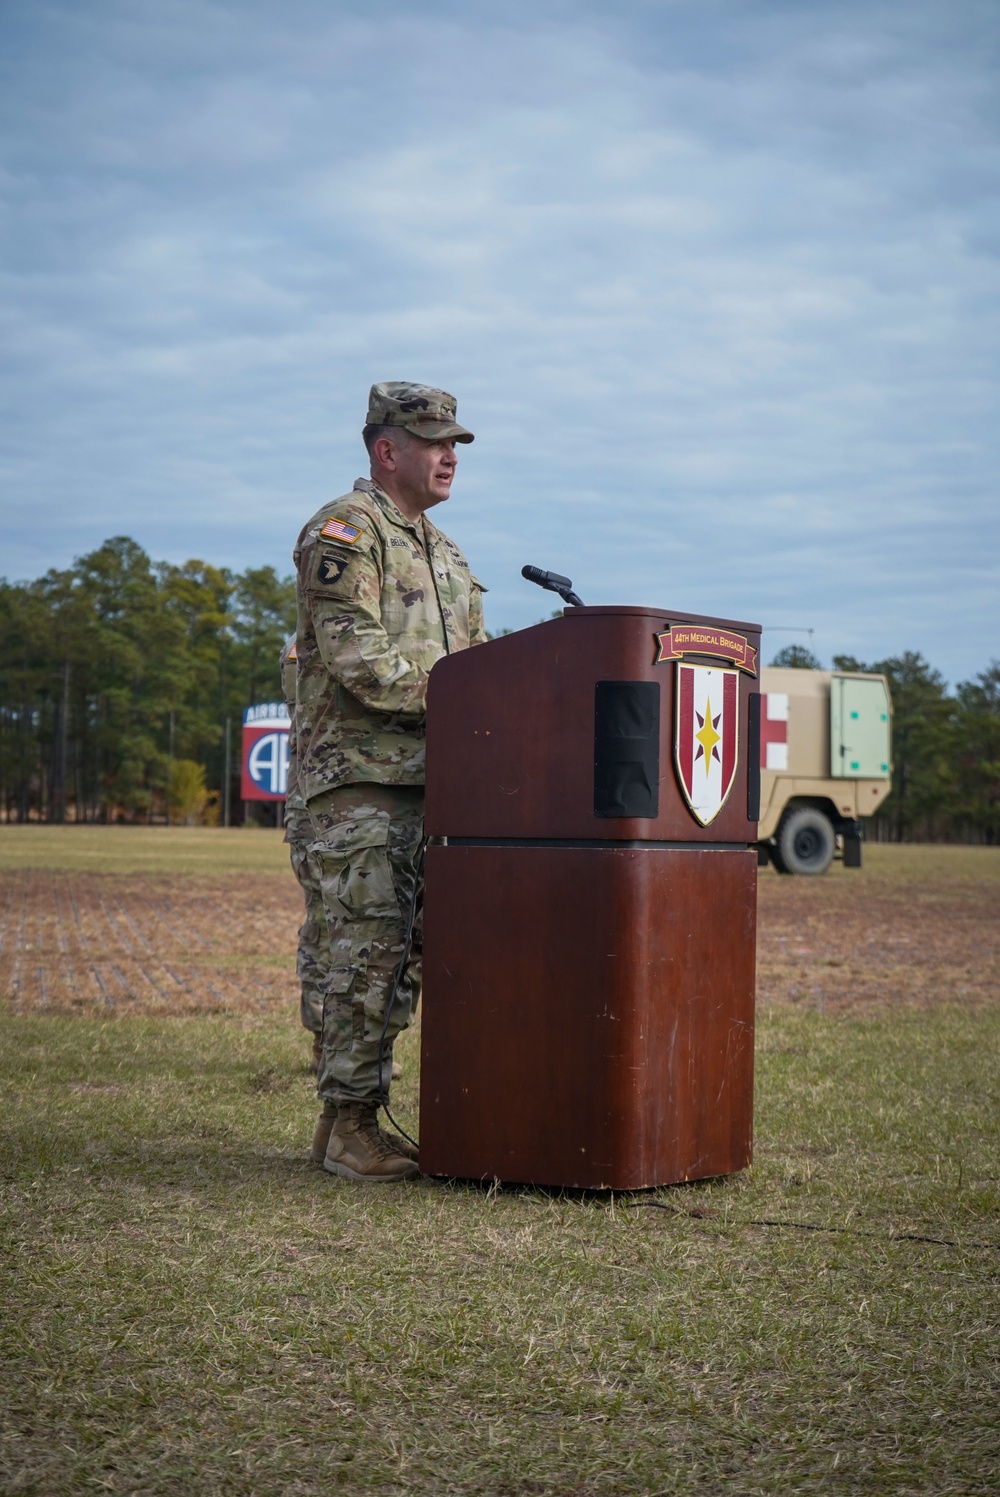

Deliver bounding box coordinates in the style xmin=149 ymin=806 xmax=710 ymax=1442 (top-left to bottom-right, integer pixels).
xmin=314 ymin=552 xmax=351 ymax=589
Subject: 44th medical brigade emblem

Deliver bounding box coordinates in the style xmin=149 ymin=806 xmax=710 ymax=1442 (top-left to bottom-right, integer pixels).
xmin=674 ymin=663 xmax=740 ymax=826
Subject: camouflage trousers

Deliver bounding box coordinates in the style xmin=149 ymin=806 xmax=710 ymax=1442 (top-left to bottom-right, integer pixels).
xmin=284 ymin=809 xmax=328 ymax=1034
xmin=306 ymin=783 xmax=424 ymax=1105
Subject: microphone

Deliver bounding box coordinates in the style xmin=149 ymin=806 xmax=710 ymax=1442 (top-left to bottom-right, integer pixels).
xmin=521 ymin=565 xmax=586 ymax=608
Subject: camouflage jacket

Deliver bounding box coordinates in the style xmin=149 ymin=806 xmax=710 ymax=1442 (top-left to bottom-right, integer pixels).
xmin=279 ymin=632 xmax=306 ymax=818
xmin=294 ymin=478 xmax=487 ymax=798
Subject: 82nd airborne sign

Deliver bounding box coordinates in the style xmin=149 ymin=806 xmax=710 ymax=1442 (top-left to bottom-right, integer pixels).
xmin=674 ymin=664 xmax=740 ymax=826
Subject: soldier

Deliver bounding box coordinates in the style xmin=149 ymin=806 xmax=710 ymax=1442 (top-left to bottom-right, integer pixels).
xmin=281 ymin=633 xmax=406 ymax=1082
xmin=279 ymin=632 xmax=327 ymax=1072
xmin=295 ymin=381 xmax=486 ymax=1183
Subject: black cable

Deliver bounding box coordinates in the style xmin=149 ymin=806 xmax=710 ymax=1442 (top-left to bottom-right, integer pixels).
xmin=374 ymin=834 xmax=427 ymax=1151
xmin=745 ymin=1218 xmax=969 ymax=1248
xmin=623 ymin=1202 xmax=1000 ymax=1251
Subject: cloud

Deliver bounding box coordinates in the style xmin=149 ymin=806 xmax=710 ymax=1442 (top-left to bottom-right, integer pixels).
xmin=0 ymin=0 xmax=997 ymax=683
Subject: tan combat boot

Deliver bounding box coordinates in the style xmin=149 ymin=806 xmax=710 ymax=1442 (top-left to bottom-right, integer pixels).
xmin=323 ymin=1102 xmax=420 ymax=1183
xmin=310 ymin=1105 xmax=418 ymax=1166
xmin=310 ymin=1105 xmax=337 ymax=1165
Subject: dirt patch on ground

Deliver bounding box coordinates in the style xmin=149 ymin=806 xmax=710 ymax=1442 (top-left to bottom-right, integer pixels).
xmin=0 ymin=870 xmax=300 ymax=1016
xmin=756 ymin=869 xmax=1000 ymax=1014
xmin=1 ymin=864 xmax=998 ymax=1019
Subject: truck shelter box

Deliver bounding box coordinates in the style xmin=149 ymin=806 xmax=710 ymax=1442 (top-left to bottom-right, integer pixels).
xmin=757 ymin=668 xmax=892 ymax=843
xmin=418 ymin=605 xmax=761 ymax=1190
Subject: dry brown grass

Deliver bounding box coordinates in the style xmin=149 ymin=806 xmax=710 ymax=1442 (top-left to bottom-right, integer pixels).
xmin=757 ymin=848 xmax=1000 ymax=1015
xmin=0 ymin=871 xmax=300 ymax=1016
xmin=3 ymin=840 xmax=998 ymax=1021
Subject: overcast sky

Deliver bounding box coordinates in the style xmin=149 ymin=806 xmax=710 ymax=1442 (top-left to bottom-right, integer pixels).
xmin=1 ymin=0 xmax=997 ymax=683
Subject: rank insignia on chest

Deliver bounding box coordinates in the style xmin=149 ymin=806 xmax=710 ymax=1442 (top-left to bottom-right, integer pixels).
xmin=319 ymin=517 xmax=363 ymax=544
xmin=317 ymin=554 xmax=348 ymax=586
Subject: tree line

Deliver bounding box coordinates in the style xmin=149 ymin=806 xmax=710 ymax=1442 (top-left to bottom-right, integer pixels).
xmin=0 ymin=539 xmax=997 ymax=840
xmin=0 ymin=536 xmax=295 ymax=825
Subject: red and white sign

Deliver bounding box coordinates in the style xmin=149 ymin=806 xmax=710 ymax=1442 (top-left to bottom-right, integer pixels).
xmin=760 ymin=692 xmax=788 ymax=771
xmin=241 ymin=703 xmax=290 ymax=801
xmin=674 ymin=664 xmax=739 ymax=826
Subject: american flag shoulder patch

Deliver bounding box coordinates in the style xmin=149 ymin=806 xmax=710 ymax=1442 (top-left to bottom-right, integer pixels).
xmin=319 ymin=517 xmax=364 ymax=544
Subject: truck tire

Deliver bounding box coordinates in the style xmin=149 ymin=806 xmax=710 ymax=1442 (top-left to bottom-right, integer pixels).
xmin=773 ymin=807 xmax=836 ymax=876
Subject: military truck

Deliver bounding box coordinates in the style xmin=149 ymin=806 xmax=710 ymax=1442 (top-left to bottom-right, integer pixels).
xmin=756 ymin=668 xmax=892 ymax=875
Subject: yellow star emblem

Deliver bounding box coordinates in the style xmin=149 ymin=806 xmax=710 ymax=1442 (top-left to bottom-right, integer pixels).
xmin=695 ymin=695 xmax=721 ymax=775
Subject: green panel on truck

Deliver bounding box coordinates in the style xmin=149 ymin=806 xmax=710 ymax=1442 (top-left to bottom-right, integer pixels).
xmin=830 ymin=675 xmax=891 ymax=780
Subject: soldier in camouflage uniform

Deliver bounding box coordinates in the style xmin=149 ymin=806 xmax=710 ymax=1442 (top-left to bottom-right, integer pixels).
xmin=280 ymin=633 xmax=327 ymax=1071
xmin=296 ymin=381 xmax=486 ymax=1183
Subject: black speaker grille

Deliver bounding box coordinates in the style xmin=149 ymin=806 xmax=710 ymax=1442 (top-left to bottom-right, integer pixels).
xmin=594 ymin=681 xmax=660 ymax=819
xmin=747 ymin=691 xmax=761 ymax=823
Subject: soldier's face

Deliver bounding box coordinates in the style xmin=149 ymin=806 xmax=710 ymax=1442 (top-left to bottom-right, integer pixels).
xmin=394 ymin=434 xmax=458 ymax=510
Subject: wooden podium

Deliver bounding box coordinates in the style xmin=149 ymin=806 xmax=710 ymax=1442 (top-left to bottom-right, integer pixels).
xmin=418 ymin=605 xmax=761 ymax=1189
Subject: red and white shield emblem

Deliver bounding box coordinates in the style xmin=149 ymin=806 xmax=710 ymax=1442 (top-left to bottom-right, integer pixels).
xmin=674 ymin=664 xmax=740 ymax=826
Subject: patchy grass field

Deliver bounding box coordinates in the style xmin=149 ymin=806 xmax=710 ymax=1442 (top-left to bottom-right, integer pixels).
xmin=1 ymin=833 xmax=998 ymax=1495
xmin=0 ymin=870 xmax=300 ymax=1015
xmin=757 ymin=844 xmax=1000 ymax=1013
xmin=2 ymin=836 xmax=997 ymax=1020
xmin=0 ymin=827 xmax=297 ymax=1015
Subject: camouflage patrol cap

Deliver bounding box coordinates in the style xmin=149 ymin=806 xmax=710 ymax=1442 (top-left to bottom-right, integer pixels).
xmin=366 ymin=381 xmax=474 ymax=443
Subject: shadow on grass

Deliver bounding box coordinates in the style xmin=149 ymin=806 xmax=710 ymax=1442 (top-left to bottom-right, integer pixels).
xmin=2 ymin=1098 xmax=738 ymax=1216
xmin=411 ymin=1172 xmax=735 ymax=1209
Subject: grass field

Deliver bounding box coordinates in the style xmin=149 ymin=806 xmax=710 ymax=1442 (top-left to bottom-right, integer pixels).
xmin=0 ymin=825 xmax=290 ymax=876
xmin=1 ymin=832 xmax=998 ymax=1494
xmin=3 ymin=825 xmax=998 ymax=880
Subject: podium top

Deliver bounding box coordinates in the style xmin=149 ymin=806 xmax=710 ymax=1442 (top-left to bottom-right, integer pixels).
xmin=555 ymin=604 xmax=763 ymax=633
xmin=426 ymin=604 xmax=762 ymax=844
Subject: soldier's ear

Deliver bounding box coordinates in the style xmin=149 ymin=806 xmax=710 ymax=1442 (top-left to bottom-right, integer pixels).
xmin=372 ymin=435 xmax=399 ymax=471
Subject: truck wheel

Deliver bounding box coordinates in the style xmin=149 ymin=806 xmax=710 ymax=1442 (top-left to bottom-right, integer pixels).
xmin=775 ymin=808 xmax=835 ymax=876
